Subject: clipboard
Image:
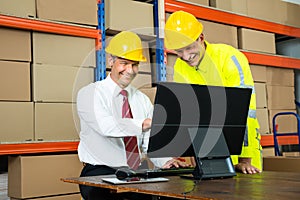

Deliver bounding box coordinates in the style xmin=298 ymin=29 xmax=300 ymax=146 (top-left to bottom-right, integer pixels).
xmin=101 ymin=177 xmax=169 ymax=185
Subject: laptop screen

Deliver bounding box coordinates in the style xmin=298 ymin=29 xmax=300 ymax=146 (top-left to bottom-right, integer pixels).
xmin=147 ymin=82 xmax=252 ymax=158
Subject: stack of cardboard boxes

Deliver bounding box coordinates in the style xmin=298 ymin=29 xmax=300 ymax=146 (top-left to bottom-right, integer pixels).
xmin=0 ymin=0 xmax=97 ymax=144
xmin=0 ymin=0 xmax=97 ymax=199
xmin=0 ymin=27 xmax=33 ymax=142
xmin=210 ymin=0 xmax=300 ymax=28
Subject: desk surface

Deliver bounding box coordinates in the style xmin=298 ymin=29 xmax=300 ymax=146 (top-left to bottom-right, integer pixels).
xmin=62 ymin=171 xmax=300 ymax=199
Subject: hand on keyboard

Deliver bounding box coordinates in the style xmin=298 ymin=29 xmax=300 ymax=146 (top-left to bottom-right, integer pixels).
xmin=162 ymin=157 xmax=193 ymax=169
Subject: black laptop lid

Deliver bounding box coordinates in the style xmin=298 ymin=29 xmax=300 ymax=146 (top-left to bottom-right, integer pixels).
xmin=147 ymin=82 xmax=252 ymax=158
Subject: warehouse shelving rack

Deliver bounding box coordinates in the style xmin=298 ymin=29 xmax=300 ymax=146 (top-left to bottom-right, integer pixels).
xmin=0 ymin=0 xmax=160 ymax=155
xmin=0 ymin=2 xmax=101 ymax=155
xmin=1 ymin=0 xmax=300 ymax=155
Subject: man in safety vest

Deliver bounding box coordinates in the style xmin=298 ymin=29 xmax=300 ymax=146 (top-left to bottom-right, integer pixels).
xmin=164 ymin=10 xmax=262 ymax=174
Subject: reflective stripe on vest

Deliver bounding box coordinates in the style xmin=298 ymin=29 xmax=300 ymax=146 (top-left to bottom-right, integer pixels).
xmin=231 ymin=55 xmax=251 ymax=146
xmin=231 ymin=55 xmax=245 ymax=86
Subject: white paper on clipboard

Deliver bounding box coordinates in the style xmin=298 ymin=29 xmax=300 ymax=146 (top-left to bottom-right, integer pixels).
xmin=101 ymin=177 xmax=169 ymax=185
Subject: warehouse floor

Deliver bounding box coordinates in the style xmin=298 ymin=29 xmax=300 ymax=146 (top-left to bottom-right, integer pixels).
xmin=0 ymin=172 xmax=9 ymax=200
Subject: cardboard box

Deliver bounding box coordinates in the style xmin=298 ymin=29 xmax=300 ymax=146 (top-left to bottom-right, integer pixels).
xmin=200 ymin=20 xmax=238 ymax=48
xmin=266 ymin=86 xmax=295 ymax=109
xmin=250 ymin=65 xmax=267 ymax=83
xmin=178 ymin=0 xmax=209 ymax=6
xmin=33 ymin=64 xmax=94 ymax=102
xmin=8 ymin=154 xmax=82 ymax=199
xmin=10 ymin=193 xmax=81 ymax=200
xmin=247 ymin=0 xmax=300 ymax=28
xmin=247 ymin=0 xmax=282 ymax=24
xmin=283 ymin=152 xmax=300 ymax=157
xmin=210 ymin=0 xmax=247 ymax=15
xmin=263 ymin=156 xmax=300 ymax=172
xmin=0 ymin=102 xmax=34 ymax=143
xmin=255 ymin=83 xmax=267 ymax=108
xmin=0 ymin=61 xmax=30 ymax=101
xmin=35 ymin=103 xmax=80 ymax=141
xmin=266 ymin=67 xmax=294 ymax=87
xmin=36 ymin=0 xmax=97 ymax=26
xmin=0 ymin=27 xmax=31 ymax=61
xmin=131 ymin=73 xmax=152 ymax=89
xmin=257 ymin=108 xmax=270 ymax=135
xmin=283 ymin=1 xmax=300 ymax=28
xmin=166 ymin=54 xmax=177 ymax=73
xmin=0 ymin=0 xmax=36 ymax=18
xmin=238 ymin=28 xmax=276 ymax=54
xmin=139 ymin=87 xmax=157 ymax=104
xmin=32 ymin=32 xmax=96 ymax=67
xmin=135 ymin=45 xmax=152 ymax=73
xmin=105 ymin=0 xmax=154 ymax=36
xmin=262 ymin=147 xmax=275 ymax=157
xmin=268 ymin=109 xmax=297 ymax=134
xmin=166 ymin=74 xmax=174 ymax=82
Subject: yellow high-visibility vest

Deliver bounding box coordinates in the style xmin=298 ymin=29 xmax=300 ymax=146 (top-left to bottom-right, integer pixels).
xmin=173 ymin=41 xmax=262 ymax=170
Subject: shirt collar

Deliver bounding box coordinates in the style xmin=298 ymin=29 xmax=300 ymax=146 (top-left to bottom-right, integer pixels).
xmin=105 ymin=73 xmax=136 ymax=98
xmin=196 ymin=41 xmax=211 ymax=73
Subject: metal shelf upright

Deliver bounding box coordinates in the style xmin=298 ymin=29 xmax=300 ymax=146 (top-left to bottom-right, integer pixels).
xmin=95 ymin=0 xmax=106 ymax=81
xmin=154 ymin=0 xmax=167 ymax=82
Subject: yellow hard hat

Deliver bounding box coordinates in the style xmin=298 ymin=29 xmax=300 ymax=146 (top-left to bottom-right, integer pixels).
xmin=165 ymin=11 xmax=203 ymax=50
xmin=105 ymin=31 xmax=147 ymax=62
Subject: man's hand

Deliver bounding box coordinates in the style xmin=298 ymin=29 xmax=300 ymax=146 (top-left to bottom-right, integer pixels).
xmin=235 ymin=158 xmax=261 ymax=174
xmin=142 ymin=118 xmax=152 ymax=132
xmin=162 ymin=158 xmax=192 ymax=169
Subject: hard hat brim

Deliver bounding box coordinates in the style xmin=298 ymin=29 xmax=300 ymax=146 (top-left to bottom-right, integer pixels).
xmin=164 ymin=29 xmax=199 ymax=50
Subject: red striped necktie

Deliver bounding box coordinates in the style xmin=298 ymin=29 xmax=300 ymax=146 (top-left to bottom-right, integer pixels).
xmin=120 ymin=90 xmax=141 ymax=170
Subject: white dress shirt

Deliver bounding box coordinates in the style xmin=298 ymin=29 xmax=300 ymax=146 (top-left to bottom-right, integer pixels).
xmin=77 ymin=74 xmax=169 ymax=168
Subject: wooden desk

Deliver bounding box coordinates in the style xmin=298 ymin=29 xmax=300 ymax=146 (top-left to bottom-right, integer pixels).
xmin=62 ymin=171 xmax=300 ymax=199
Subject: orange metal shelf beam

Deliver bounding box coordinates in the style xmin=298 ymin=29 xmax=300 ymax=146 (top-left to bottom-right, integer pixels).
xmin=242 ymin=51 xmax=300 ymax=69
xmin=1 ymin=137 xmax=292 ymax=154
xmin=0 ymin=15 xmax=99 ymax=39
xmin=261 ymin=135 xmax=299 ymax=147
xmin=0 ymin=142 xmax=78 ymax=155
xmin=1 ymin=137 xmax=291 ymax=154
xmin=165 ymin=0 xmax=300 ymax=38
xmin=166 ymin=49 xmax=300 ymax=69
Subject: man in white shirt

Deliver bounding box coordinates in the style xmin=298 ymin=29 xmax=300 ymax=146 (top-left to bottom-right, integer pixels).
xmin=77 ymin=31 xmax=189 ymax=200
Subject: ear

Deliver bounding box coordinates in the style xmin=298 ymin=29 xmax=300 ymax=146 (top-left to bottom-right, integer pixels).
xmin=199 ymin=33 xmax=205 ymax=42
xmin=107 ymin=54 xmax=114 ymax=68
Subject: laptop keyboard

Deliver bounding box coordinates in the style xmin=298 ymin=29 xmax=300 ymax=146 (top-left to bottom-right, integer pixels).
xmin=137 ymin=167 xmax=195 ymax=178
